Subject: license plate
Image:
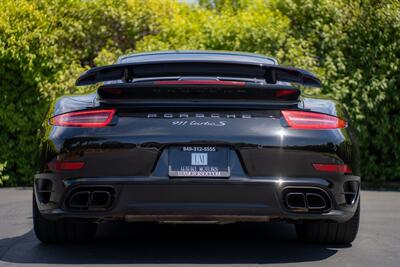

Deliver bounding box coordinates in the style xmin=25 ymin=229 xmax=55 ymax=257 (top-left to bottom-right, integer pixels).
xmin=168 ymin=146 xmax=230 ymax=177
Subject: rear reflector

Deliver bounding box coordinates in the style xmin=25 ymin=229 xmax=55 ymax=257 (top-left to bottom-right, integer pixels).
xmin=313 ymin=163 xmax=352 ymax=173
xmin=282 ymin=110 xmax=347 ymax=130
xmin=48 ymin=161 xmax=85 ymax=171
xmin=275 ymin=89 xmax=298 ymax=97
xmin=153 ymin=80 xmax=246 ymax=86
xmin=50 ymin=109 xmax=116 ymax=127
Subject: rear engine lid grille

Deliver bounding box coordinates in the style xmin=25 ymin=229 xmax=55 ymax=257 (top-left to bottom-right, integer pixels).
xmin=98 ymin=83 xmax=301 ymax=101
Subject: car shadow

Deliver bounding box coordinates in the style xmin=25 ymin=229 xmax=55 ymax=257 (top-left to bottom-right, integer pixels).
xmin=0 ymin=221 xmax=347 ymax=265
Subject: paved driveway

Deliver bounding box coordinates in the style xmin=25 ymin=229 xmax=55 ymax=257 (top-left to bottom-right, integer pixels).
xmin=0 ymin=188 xmax=399 ymax=266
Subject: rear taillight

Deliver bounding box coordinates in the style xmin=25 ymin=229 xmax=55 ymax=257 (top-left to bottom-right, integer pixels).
xmin=48 ymin=161 xmax=85 ymax=171
xmin=50 ymin=109 xmax=116 ymax=127
xmin=313 ymin=163 xmax=352 ymax=174
xmin=153 ymin=80 xmax=246 ymax=86
xmin=274 ymin=89 xmax=298 ymax=98
xmin=281 ymin=110 xmax=347 ymax=130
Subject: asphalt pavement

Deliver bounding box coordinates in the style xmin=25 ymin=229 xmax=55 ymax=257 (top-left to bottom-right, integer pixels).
xmin=0 ymin=188 xmax=399 ymax=267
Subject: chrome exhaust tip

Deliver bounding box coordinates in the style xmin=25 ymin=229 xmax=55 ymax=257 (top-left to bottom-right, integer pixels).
xmin=283 ymin=187 xmax=331 ymax=212
xmin=89 ymin=191 xmax=111 ymax=209
xmin=306 ymin=192 xmax=327 ymax=210
xmin=286 ymin=192 xmax=307 ymax=209
xmin=66 ymin=186 xmax=115 ymax=210
xmin=68 ymin=191 xmax=90 ymax=208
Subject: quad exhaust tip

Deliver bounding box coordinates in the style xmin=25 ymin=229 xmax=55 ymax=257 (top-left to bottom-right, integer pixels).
xmin=90 ymin=191 xmax=112 ymax=208
xmin=69 ymin=191 xmax=91 ymax=208
xmin=306 ymin=193 xmax=327 ymax=209
xmin=67 ymin=186 xmax=115 ymax=210
xmin=286 ymin=192 xmax=306 ymax=209
xmin=284 ymin=187 xmax=331 ymax=212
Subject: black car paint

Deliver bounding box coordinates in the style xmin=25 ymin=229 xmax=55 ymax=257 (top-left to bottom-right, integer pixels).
xmin=35 ymin=51 xmax=360 ymax=224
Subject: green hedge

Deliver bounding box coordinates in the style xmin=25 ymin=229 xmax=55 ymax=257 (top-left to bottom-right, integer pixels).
xmin=0 ymin=0 xmax=399 ymax=186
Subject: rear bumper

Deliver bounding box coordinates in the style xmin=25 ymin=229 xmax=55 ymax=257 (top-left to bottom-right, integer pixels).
xmin=34 ymin=174 xmax=360 ymax=223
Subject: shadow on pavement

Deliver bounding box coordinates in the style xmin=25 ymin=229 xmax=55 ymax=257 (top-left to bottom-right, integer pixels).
xmin=0 ymin=221 xmax=345 ymax=265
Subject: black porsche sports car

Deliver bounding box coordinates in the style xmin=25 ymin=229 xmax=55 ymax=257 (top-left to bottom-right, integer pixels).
xmin=33 ymin=51 xmax=360 ymax=244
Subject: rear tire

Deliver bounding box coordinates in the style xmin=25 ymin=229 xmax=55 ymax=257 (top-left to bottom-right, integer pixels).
xmin=295 ymin=202 xmax=360 ymax=244
xmin=33 ymin=193 xmax=97 ymax=243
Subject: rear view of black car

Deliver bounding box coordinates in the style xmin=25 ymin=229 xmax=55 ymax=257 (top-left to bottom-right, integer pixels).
xmin=34 ymin=51 xmax=360 ymax=244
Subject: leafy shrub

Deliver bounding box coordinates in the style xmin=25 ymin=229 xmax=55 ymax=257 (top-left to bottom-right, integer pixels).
xmin=0 ymin=0 xmax=399 ymax=185
xmin=270 ymin=0 xmax=400 ymax=183
xmin=0 ymin=0 xmax=162 ymax=185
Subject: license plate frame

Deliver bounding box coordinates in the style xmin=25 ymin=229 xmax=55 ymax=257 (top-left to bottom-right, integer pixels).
xmin=168 ymin=146 xmax=230 ymax=178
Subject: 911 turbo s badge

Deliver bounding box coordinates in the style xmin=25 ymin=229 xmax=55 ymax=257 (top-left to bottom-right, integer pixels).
xmin=172 ymin=120 xmax=227 ymax=127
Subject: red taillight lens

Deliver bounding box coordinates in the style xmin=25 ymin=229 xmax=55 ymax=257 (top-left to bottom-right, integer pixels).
xmin=153 ymin=80 xmax=246 ymax=86
xmin=313 ymin=163 xmax=352 ymax=173
xmin=48 ymin=161 xmax=85 ymax=171
xmin=50 ymin=109 xmax=116 ymax=127
xmin=275 ymin=89 xmax=298 ymax=97
xmin=281 ymin=110 xmax=347 ymax=130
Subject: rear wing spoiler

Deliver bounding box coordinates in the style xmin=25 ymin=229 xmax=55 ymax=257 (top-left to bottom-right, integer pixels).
xmin=75 ymin=60 xmax=321 ymax=87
